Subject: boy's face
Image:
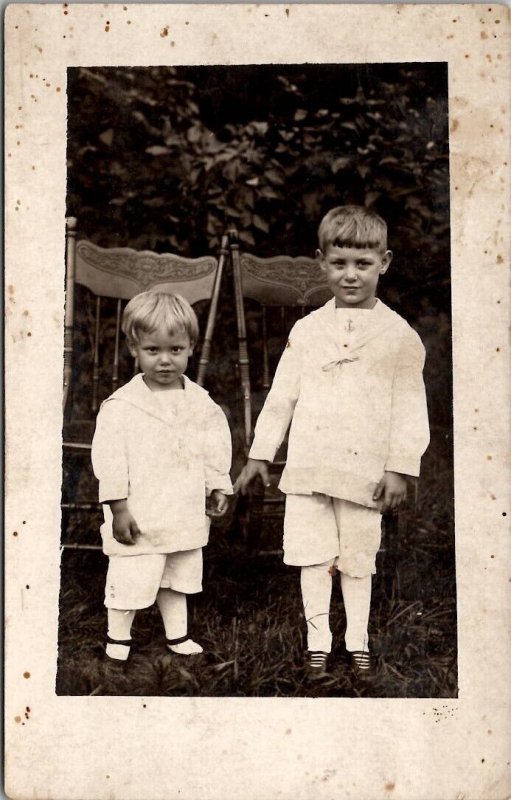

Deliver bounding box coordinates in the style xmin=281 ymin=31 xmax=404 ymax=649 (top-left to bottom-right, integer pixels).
xmin=128 ymin=329 xmax=194 ymax=391
xmin=317 ymin=245 xmax=392 ymax=309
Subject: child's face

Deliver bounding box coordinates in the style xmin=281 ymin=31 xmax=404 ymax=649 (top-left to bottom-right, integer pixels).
xmin=128 ymin=329 xmax=194 ymax=391
xmin=317 ymin=245 xmax=392 ymax=309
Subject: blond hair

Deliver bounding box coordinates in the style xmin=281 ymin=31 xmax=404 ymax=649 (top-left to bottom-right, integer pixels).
xmin=122 ymin=291 xmax=199 ymax=345
xmin=318 ymin=205 xmax=388 ymax=253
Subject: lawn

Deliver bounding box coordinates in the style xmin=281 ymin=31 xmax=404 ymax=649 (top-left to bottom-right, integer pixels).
xmin=57 ymin=425 xmax=456 ymax=698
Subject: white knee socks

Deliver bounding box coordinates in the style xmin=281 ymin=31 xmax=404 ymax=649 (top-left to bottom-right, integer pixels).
xmin=340 ymin=572 xmax=372 ymax=653
xmin=106 ymin=608 xmax=136 ymax=661
xmin=300 ymin=562 xmax=333 ymax=653
xmin=106 ymin=592 xmax=203 ymax=660
xmin=156 ymin=589 xmax=203 ymax=654
xmin=300 ymin=565 xmax=372 ymax=653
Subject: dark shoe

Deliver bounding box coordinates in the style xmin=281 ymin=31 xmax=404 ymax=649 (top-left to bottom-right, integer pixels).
xmin=306 ymin=650 xmax=329 ymax=676
xmin=105 ymin=635 xmax=131 ymax=662
xmin=348 ymin=649 xmax=374 ymax=677
xmin=102 ymin=654 xmax=128 ymax=679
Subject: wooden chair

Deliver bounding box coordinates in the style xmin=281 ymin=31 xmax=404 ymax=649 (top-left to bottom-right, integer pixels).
xmin=229 ymin=227 xmax=331 ymax=554
xmin=62 ymin=217 xmax=229 ymax=549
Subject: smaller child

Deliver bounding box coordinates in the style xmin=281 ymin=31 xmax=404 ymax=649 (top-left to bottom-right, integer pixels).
xmin=91 ymin=291 xmax=233 ymax=662
xmin=235 ymin=205 xmax=429 ymax=676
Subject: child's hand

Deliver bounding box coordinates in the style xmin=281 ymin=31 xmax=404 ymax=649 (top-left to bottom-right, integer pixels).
xmin=373 ymin=471 xmax=407 ymax=514
xmin=206 ymin=490 xmax=229 ymax=518
xmin=233 ymin=459 xmax=271 ymax=495
xmin=110 ymin=500 xmax=141 ymax=545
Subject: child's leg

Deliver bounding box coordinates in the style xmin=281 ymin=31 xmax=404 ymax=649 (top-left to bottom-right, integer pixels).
xmin=106 ymin=609 xmax=136 ymax=661
xmin=156 ymin=589 xmax=203 ymax=654
xmin=283 ymin=494 xmax=339 ymax=666
xmin=104 ymin=553 xmax=167 ymax=661
xmin=333 ymin=500 xmax=381 ymax=662
xmin=158 ymin=548 xmax=203 ymax=655
xmin=339 ymin=573 xmax=372 ymax=653
xmin=300 ymin=560 xmax=335 ymax=654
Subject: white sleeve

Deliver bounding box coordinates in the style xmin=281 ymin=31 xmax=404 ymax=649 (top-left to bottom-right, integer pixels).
xmin=91 ymin=401 xmax=130 ymax=503
xmin=385 ymin=329 xmax=430 ymax=477
xmin=248 ymin=322 xmax=302 ymax=462
xmin=203 ymin=400 xmax=233 ymax=495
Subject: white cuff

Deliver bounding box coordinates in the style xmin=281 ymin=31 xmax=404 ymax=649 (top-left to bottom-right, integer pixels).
xmin=384 ymin=457 xmax=421 ymax=478
xmin=99 ymin=481 xmax=129 ymax=504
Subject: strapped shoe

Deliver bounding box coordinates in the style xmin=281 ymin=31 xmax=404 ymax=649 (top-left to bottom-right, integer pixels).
xmin=105 ymin=635 xmax=132 ymax=662
xmin=166 ymin=635 xmax=203 ymax=655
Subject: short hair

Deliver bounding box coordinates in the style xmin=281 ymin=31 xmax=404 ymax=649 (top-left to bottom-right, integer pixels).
xmin=318 ymin=205 xmax=388 ymax=253
xmin=122 ymin=291 xmax=200 ymax=345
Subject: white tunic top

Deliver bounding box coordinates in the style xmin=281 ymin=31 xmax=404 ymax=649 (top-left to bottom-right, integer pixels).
xmin=249 ymin=298 xmax=430 ymax=508
xmin=91 ymin=374 xmax=233 ymax=556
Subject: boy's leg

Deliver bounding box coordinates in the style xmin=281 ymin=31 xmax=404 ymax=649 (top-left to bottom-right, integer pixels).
xmin=158 ymin=548 xmax=203 ymax=655
xmin=104 ymin=553 xmax=167 ymax=661
xmin=283 ymin=494 xmax=339 ymax=669
xmin=333 ymin=500 xmax=382 ymax=663
xmin=339 ymin=573 xmax=372 ymax=653
xmin=156 ymin=590 xmax=203 ymax=654
xmin=283 ymin=494 xmax=340 ymax=567
xmin=300 ymin=560 xmax=335 ymax=655
xmin=106 ymin=609 xmax=136 ymax=661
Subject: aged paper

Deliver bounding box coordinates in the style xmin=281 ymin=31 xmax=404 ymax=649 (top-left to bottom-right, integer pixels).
xmin=4 ymin=4 xmax=510 ymax=799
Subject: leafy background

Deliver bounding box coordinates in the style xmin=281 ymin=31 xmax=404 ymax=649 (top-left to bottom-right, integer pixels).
xmin=59 ymin=63 xmax=456 ymax=697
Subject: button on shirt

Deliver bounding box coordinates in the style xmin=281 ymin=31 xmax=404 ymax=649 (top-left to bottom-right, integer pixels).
xmin=336 ymin=305 xmax=375 ymax=352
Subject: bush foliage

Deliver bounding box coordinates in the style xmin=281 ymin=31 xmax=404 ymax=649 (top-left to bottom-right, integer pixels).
xmin=67 ymin=63 xmax=449 ymax=313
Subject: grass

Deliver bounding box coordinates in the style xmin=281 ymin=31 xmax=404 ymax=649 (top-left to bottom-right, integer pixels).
xmin=57 ymin=429 xmax=457 ymax=698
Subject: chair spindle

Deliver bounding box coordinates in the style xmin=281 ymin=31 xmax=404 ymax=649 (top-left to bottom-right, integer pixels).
xmin=112 ymin=299 xmax=122 ymax=393
xmin=262 ymin=306 xmax=271 ymax=392
xmin=230 ymin=230 xmax=252 ymax=451
xmin=92 ymin=296 xmax=101 ymax=412
xmin=197 ymin=233 xmax=228 ymax=387
xmin=63 ymin=218 xmax=77 ymax=412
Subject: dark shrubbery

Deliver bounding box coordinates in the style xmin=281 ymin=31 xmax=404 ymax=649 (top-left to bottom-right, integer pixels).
xmin=67 ymin=64 xmax=449 ymax=311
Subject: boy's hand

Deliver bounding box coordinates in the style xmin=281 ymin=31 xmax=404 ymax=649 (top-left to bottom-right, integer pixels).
xmin=233 ymin=459 xmax=271 ymax=495
xmin=109 ymin=500 xmax=141 ymax=545
xmin=206 ymin=490 xmax=229 ymax=518
xmin=373 ymin=471 xmax=407 ymax=514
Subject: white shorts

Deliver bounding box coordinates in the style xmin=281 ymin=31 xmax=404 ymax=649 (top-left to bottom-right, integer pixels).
xmin=283 ymin=494 xmax=382 ymax=577
xmin=105 ymin=548 xmax=203 ymax=610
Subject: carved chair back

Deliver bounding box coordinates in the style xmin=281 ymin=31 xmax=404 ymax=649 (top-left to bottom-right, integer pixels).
xmin=64 ymin=218 xmax=227 ymax=422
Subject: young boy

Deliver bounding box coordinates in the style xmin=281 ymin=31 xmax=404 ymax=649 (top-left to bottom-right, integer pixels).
xmin=91 ymin=291 xmax=232 ymax=662
xmin=235 ymin=206 xmax=429 ymax=675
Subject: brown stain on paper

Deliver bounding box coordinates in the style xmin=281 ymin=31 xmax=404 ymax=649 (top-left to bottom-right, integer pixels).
xmin=14 ymin=707 xmax=31 ymax=726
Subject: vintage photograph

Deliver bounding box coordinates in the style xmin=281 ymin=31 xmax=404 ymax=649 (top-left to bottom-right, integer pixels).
xmin=5 ymin=5 xmax=510 ymax=799
xmin=58 ymin=62 xmax=455 ymax=699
